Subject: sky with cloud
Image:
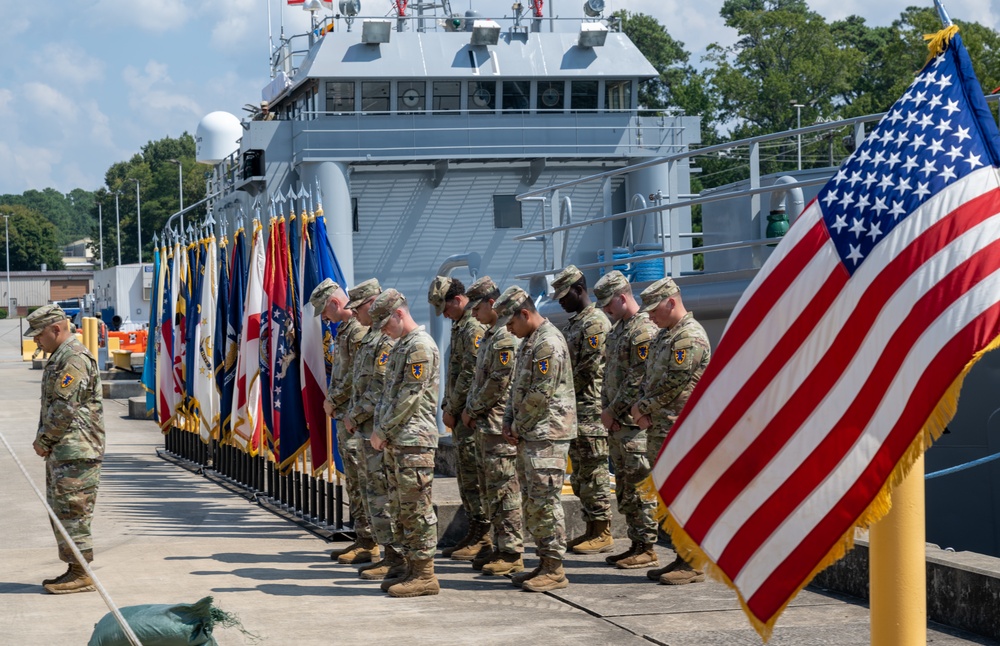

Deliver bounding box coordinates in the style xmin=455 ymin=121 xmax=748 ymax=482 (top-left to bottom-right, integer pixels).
xmin=0 ymin=0 xmax=996 ymax=195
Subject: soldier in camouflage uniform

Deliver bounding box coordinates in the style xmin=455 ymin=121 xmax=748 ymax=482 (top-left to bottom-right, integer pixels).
xmin=311 ymin=278 xmax=378 ymax=564
xmin=428 ymin=276 xmax=489 ymax=562
xmin=461 ymin=277 xmax=523 ymax=575
xmin=551 ymin=265 xmax=613 ymax=554
xmin=594 ymin=271 xmax=661 ymax=570
xmin=28 ymin=304 xmax=105 ymax=595
xmin=631 ymin=277 xmax=711 ymax=585
xmin=496 ymin=286 xmax=577 ymax=592
xmin=342 ymin=279 xmax=402 ymax=581
xmin=370 ymin=289 xmax=442 ymax=597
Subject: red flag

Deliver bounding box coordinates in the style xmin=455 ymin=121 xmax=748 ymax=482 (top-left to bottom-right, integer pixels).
xmin=651 ymin=29 xmax=1000 ymax=639
xmin=287 ymin=0 xmax=306 ymax=4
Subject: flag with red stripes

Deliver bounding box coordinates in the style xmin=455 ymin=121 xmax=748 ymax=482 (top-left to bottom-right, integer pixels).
xmin=650 ymin=30 xmax=1000 ymax=639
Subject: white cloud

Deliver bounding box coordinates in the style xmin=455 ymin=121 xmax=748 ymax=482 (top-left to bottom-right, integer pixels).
xmin=91 ymin=0 xmax=191 ymax=32
xmin=208 ymin=0 xmax=258 ymax=51
xmin=0 ymin=88 xmax=13 ymax=117
xmin=35 ymin=43 xmax=105 ymax=86
xmin=23 ymin=82 xmax=78 ymax=123
xmin=0 ymin=141 xmax=61 ymax=195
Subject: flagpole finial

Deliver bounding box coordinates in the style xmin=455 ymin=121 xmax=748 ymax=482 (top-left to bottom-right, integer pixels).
xmin=934 ymin=0 xmax=953 ymax=27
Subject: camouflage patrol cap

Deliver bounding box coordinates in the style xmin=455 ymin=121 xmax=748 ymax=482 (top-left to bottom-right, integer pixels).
xmin=346 ymin=278 xmax=382 ymax=309
xmin=593 ymin=270 xmax=631 ymax=308
xmin=465 ymin=276 xmax=498 ymax=310
xmin=369 ymin=288 xmax=406 ymax=330
xmin=639 ymin=277 xmax=680 ymax=313
xmin=493 ymin=285 xmax=530 ymax=328
xmin=24 ymin=304 xmax=67 ymax=338
xmin=309 ymin=278 xmax=340 ymax=316
xmin=427 ymin=275 xmax=454 ymax=316
xmin=550 ymin=264 xmax=584 ymax=300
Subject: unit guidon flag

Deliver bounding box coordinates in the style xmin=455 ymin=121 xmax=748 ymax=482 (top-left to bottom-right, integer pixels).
xmin=649 ymin=28 xmax=1000 ymax=639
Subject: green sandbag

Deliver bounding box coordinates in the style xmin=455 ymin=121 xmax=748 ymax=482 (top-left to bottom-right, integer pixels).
xmin=88 ymin=596 xmax=232 ymax=646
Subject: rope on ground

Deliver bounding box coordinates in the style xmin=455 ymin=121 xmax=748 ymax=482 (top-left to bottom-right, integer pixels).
xmin=0 ymin=431 xmax=144 ymax=646
xmin=925 ymin=450 xmax=1000 ymax=480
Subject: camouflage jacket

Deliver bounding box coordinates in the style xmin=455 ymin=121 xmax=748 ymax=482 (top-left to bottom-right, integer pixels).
xmin=504 ymin=319 xmax=577 ymax=442
xmin=445 ymin=310 xmax=486 ymax=417
xmin=36 ymin=336 xmax=106 ymax=462
xmin=635 ymin=312 xmax=711 ymax=430
xmin=374 ymin=326 xmax=440 ymax=448
xmin=465 ymin=322 xmax=519 ymax=435
xmin=602 ymin=310 xmax=658 ymax=425
xmin=563 ymin=303 xmax=611 ymax=424
xmin=346 ymin=327 xmax=396 ymax=437
xmin=326 ymin=317 xmax=367 ymax=418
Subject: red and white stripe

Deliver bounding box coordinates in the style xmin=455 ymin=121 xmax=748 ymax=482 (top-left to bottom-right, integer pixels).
xmin=231 ymin=224 xmax=266 ymax=453
xmin=652 ymin=165 xmax=1000 ymax=624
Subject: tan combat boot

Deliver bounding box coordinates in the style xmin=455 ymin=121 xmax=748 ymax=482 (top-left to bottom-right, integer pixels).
xmin=482 ymin=551 xmax=524 ymax=576
xmin=329 ymin=539 xmax=362 ymax=560
xmin=441 ymin=521 xmax=479 ymax=557
xmin=566 ymin=520 xmax=592 ymax=551
xmin=42 ymin=564 xmax=73 ymax=586
xmin=338 ymin=537 xmax=379 ymax=564
xmin=659 ymin=558 xmax=705 ymax=585
xmin=380 ymin=557 xmax=411 ymax=592
xmin=572 ymin=520 xmax=614 ymax=554
xmin=605 ymin=540 xmax=639 ymax=565
xmin=387 ymin=558 xmax=440 ymax=597
xmin=616 ymin=542 xmax=658 ymax=569
xmin=471 ymin=545 xmax=496 ymax=571
xmin=521 ymin=556 xmax=569 ymax=592
xmin=44 ymin=563 xmax=95 ymax=595
xmin=359 ymin=545 xmax=404 ymax=580
xmin=451 ymin=523 xmax=492 ymax=561
xmin=647 ymin=554 xmax=682 ymax=580
xmin=511 ymin=563 xmax=543 ymax=588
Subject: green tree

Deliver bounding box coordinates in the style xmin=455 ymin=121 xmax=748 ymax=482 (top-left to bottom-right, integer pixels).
xmin=0 ymin=188 xmax=95 ymax=247
xmin=0 ymin=205 xmax=65 ymax=271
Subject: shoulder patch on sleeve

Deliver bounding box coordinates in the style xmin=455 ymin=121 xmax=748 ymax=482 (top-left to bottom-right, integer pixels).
xmin=407 ymin=347 xmax=432 ymax=364
xmin=61 ymin=374 xmax=75 ymax=388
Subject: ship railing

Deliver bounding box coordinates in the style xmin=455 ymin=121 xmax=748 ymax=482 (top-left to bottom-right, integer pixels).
xmin=511 ymin=95 xmax=998 ymax=281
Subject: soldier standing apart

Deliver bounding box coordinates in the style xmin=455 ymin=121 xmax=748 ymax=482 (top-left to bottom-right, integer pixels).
xmin=342 ymin=279 xmax=402 ymax=582
xmin=551 ymin=265 xmax=613 ymax=555
xmin=495 ymin=286 xmax=577 ymax=592
xmin=631 ymin=277 xmax=711 ymax=585
xmin=370 ymin=289 xmax=442 ymax=597
xmin=594 ymin=271 xmax=661 ymax=570
xmin=428 ymin=276 xmax=489 ymax=562
xmin=461 ymin=277 xmax=523 ymax=575
xmin=28 ymin=305 xmax=106 ymax=595
xmin=311 ymin=278 xmax=377 ymax=565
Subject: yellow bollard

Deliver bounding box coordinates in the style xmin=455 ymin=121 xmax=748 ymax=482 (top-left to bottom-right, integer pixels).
xmin=83 ymin=317 xmax=99 ymax=359
xmin=870 ymin=453 xmax=926 ymax=646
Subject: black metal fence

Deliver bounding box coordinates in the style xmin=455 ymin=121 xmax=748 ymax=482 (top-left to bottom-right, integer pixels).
xmin=162 ymin=427 xmax=352 ymax=533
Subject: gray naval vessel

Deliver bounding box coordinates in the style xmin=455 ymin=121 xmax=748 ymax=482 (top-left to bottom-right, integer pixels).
xmin=188 ymin=0 xmax=1000 ymax=577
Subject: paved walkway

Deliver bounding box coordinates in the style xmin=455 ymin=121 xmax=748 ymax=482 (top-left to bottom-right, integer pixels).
xmin=0 ymin=330 xmax=995 ymax=644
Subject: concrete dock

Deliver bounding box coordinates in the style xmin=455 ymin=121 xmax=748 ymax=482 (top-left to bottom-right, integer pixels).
xmin=0 ymin=322 xmax=996 ymax=645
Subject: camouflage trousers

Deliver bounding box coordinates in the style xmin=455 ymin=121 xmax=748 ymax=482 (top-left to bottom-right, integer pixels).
xmin=382 ymin=446 xmax=403 ymax=548
xmin=646 ymin=419 xmax=674 ymax=470
xmin=520 ymin=439 xmax=569 ymax=560
xmin=452 ymin=418 xmax=486 ymax=524
xmin=477 ymin=433 xmax=524 ymax=554
xmin=46 ymin=459 xmax=101 ymax=563
xmin=568 ymin=418 xmax=612 ymax=522
xmin=356 ymin=424 xmax=396 ymax=547
xmin=387 ymin=445 xmax=438 ymax=560
xmin=337 ymin=423 xmax=372 ymax=540
xmin=610 ymin=425 xmax=658 ymax=544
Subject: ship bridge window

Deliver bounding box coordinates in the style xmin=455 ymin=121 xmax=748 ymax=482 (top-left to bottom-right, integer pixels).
xmin=362 ymin=81 xmax=391 ymax=113
xmin=326 ymin=81 xmax=355 ymax=114
xmin=493 ymin=195 xmax=523 ymax=229
xmin=606 ymin=80 xmax=632 ymax=111
xmin=469 ymin=80 xmax=497 ymax=114
xmin=397 ymin=81 xmax=426 ymax=113
xmin=570 ymin=81 xmax=599 ymax=113
xmin=502 ymin=81 xmax=530 ymax=113
xmin=432 ymin=81 xmax=461 ymax=112
xmin=536 ymin=81 xmax=565 ymax=112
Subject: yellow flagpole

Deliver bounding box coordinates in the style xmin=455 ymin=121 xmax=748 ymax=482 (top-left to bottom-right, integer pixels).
xmin=870 ymin=453 xmax=926 ymax=645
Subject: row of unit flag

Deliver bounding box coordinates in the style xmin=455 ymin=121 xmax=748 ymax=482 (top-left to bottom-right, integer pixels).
xmin=141 ymin=185 xmax=347 ymax=474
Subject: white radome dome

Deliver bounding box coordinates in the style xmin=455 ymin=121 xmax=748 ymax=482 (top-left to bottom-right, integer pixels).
xmin=195 ymin=111 xmax=243 ymax=164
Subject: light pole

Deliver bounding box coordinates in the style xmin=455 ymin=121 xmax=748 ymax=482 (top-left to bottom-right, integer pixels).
xmin=114 ymin=190 xmax=122 ymax=266
xmin=128 ymin=178 xmax=142 ymax=263
xmin=168 ymin=159 xmax=184 ymax=233
xmin=792 ymin=102 xmax=805 ymax=170
xmin=3 ymin=214 xmax=10 ymax=317
xmin=97 ymin=202 xmax=104 ymax=270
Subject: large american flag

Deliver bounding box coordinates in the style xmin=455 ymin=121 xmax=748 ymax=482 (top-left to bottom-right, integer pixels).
xmin=651 ymin=31 xmax=1000 ymax=638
